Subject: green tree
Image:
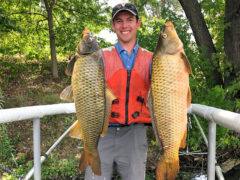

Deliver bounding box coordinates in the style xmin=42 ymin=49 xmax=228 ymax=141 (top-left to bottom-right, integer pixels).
xmin=178 ymin=0 xmax=240 ymax=108
xmin=0 ymin=7 xmax=21 ymax=33
xmin=178 ymin=0 xmax=224 ymax=87
xmin=0 ymin=0 xmax=110 ymax=78
xmin=224 ymin=0 xmax=240 ymax=87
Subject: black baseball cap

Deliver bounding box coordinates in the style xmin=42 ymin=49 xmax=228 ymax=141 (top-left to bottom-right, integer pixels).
xmin=112 ymin=3 xmax=139 ymax=20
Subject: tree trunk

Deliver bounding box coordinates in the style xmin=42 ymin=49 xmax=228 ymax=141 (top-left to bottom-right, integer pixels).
xmin=224 ymin=0 xmax=240 ymax=82
xmin=178 ymin=0 xmax=223 ymax=87
xmin=44 ymin=0 xmax=58 ymax=79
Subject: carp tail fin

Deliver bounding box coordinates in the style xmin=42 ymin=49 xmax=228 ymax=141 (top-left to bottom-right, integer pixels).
xmin=156 ymin=157 xmax=179 ymax=180
xmin=79 ymin=149 xmax=101 ymax=176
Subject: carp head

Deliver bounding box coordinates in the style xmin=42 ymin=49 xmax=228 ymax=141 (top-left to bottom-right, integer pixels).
xmin=156 ymin=21 xmax=183 ymax=55
xmin=77 ymin=29 xmax=100 ymax=55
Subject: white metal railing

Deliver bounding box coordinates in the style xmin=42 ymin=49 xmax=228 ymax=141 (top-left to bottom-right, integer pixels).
xmin=0 ymin=103 xmax=76 ymax=180
xmin=0 ymin=103 xmax=240 ymax=180
xmin=188 ymin=104 xmax=240 ymax=180
xmin=188 ymin=104 xmax=240 ymax=133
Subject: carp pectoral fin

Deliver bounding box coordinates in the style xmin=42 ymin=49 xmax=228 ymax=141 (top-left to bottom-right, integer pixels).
xmin=180 ymin=52 xmax=192 ymax=74
xmin=100 ymin=86 xmax=117 ymax=137
xmin=146 ymin=88 xmax=152 ymax=109
xmin=180 ymin=128 xmax=187 ymax=148
xmin=69 ymin=121 xmax=82 ymax=139
xmin=60 ymin=85 xmax=74 ymax=102
xmin=146 ymin=88 xmax=154 ymax=109
xmin=147 ymin=88 xmax=163 ymax=149
xmin=65 ymin=55 xmax=78 ymax=76
xmin=157 ymin=157 xmax=179 ymax=180
xmin=79 ymin=149 xmax=101 ymax=176
xmin=187 ymin=87 xmax=191 ymax=107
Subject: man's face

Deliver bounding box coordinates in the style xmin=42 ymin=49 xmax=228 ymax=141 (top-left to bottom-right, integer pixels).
xmin=111 ymin=11 xmax=141 ymax=45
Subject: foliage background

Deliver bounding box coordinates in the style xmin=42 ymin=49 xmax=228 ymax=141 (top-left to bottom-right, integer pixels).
xmin=0 ymin=0 xmax=240 ymax=179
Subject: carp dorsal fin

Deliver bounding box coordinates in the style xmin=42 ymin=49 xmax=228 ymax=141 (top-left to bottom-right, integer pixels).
xmin=187 ymin=87 xmax=191 ymax=108
xmin=60 ymin=85 xmax=74 ymax=102
xmin=69 ymin=120 xmax=82 ymax=139
xmin=100 ymin=86 xmax=117 ymax=137
xmin=65 ymin=55 xmax=78 ymax=76
xmin=180 ymin=52 xmax=192 ymax=74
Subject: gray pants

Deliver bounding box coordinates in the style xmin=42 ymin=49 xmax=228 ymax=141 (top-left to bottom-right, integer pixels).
xmin=84 ymin=124 xmax=148 ymax=180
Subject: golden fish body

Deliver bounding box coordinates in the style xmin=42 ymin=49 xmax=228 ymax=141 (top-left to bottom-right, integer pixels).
xmin=60 ymin=30 xmax=116 ymax=176
xmin=149 ymin=21 xmax=191 ymax=180
xmin=72 ymin=51 xmax=105 ymax=175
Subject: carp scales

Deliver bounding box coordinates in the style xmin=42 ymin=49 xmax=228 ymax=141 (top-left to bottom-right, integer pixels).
xmin=148 ymin=21 xmax=192 ymax=180
xmin=60 ymin=30 xmax=116 ymax=176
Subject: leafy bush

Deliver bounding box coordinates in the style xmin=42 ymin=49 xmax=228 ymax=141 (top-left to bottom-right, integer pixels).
xmin=0 ymin=124 xmax=17 ymax=166
xmin=1 ymin=154 xmax=79 ymax=179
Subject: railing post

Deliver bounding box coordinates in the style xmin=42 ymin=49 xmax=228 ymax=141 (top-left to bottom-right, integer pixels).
xmin=193 ymin=115 xmax=224 ymax=180
xmin=24 ymin=121 xmax=78 ymax=180
xmin=33 ymin=118 xmax=41 ymax=180
xmin=208 ymin=121 xmax=216 ymax=180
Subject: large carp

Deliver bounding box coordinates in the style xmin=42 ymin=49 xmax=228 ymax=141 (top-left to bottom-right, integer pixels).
xmin=60 ymin=30 xmax=116 ymax=176
xmin=148 ymin=21 xmax=192 ymax=180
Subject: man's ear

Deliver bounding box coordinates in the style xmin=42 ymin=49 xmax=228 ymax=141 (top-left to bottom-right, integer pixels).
xmin=137 ymin=19 xmax=141 ymax=29
xmin=111 ymin=21 xmax=115 ymax=32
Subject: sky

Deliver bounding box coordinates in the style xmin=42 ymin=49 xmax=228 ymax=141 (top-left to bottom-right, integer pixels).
xmin=97 ymin=29 xmax=117 ymax=44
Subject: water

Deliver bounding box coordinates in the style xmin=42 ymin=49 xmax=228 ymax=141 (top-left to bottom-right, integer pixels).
xmin=192 ymin=174 xmax=207 ymax=180
xmin=176 ymin=171 xmax=207 ymax=180
xmin=188 ymin=166 xmax=240 ymax=180
xmin=188 ymin=169 xmax=240 ymax=180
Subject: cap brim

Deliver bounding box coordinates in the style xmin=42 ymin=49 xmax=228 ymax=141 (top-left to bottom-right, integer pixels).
xmin=112 ymin=9 xmax=137 ymax=19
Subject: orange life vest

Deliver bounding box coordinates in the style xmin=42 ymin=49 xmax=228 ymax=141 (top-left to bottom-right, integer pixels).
xmin=102 ymin=46 xmax=152 ymax=125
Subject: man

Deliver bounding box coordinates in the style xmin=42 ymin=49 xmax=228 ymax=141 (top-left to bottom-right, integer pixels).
xmin=84 ymin=3 xmax=153 ymax=180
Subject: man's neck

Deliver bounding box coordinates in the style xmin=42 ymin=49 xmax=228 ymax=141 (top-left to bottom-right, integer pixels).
xmin=119 ymin=40 xmax=136 ymax=55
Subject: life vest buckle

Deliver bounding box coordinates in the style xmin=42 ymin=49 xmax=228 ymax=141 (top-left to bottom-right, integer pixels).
xmin=137 ymin=96 xmax=144 ymax=103
xmin=132 ymin=111 xmax=140 ymax=119
xmin=112 ymin=99 xmax=119 ymax=104
xmin=111 ymin=112 xmax=120 ymax=118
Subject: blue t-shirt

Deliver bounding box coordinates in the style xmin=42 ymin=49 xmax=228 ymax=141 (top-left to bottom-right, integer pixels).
xmin=100 ymin=41 xmax=152 ymax=73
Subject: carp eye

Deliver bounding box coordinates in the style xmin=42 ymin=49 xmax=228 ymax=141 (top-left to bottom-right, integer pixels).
xmin=161 ymin=33 xmax=167 ymax=39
